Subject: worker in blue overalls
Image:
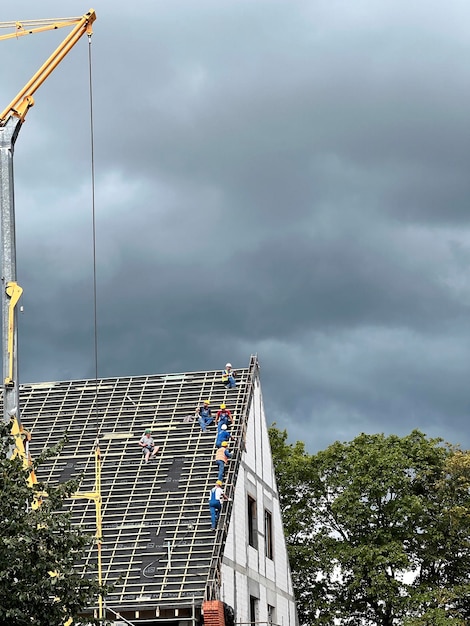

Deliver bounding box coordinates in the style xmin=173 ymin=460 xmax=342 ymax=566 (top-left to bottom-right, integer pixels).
xmin=208 ymin=479 xmax=228 ymax=530
xmin=216 ymin=403 xmax=233 ymax=430
xmin=215 ymin=424 xmax=231 ymax=448
xmin=197 ymin=399 xmax=213 ymax=432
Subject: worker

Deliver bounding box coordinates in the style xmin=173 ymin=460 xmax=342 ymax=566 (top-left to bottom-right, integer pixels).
xmin=215 ymin=423 xmax=232 ymax=448
xmin=216 ymin=403 xmax=233 ymax=430
xmin=139 ymin=429 xmax=160 ymax=463
xmin=208 ymin=479 xmax=228 ymax=530
xmin=215 ymin=441 xmax=232 ymax=482
xmin=197 ymin=399 xmax=213 ymax=432
xmin=222 ymin=363 xmax=236 ymax=389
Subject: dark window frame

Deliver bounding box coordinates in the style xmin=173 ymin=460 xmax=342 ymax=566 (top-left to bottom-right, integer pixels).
xmin=264 ymin=508 xmax=273 ymax=560
xmin=247 ymin=495 xmax=258 ymax=549
xmin=249 ymin=595 xmax=258 ymax=626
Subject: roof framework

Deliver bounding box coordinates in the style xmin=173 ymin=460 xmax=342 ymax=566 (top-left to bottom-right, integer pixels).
xmin=18 ymin=357 xmax=257 ymax=614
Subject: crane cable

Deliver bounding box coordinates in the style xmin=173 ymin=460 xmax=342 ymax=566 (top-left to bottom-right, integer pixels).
xmin=86 ymin=33 xmax=99 ymax=442
xmin=86 ymin=31 xmax=106 ymax=623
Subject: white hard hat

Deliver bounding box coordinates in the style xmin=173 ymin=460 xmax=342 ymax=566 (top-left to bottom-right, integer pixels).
xmin=221 ymin=424 xmax=227 ymax=430
xmin=226 ymin=362 xmax=232 ymax=368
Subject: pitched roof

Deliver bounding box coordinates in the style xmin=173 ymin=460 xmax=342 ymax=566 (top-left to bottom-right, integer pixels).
xmin=19 ymin=358 xmax=256 ymax=612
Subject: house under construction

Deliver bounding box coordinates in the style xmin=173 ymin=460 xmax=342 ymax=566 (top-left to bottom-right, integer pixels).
xmin=19 ymin=356 xmax=298 ymax=626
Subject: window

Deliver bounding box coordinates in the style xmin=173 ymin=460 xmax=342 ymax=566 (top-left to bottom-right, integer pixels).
xmin=247 ymin=495 xmax=258 ymax=549
xmin=249 ymin=596 xmax=258 ymax=626
xmin=267 ymin=604 xmax=276 ymax=626
xmin=264 ymin=509 xmax=273 ymax=560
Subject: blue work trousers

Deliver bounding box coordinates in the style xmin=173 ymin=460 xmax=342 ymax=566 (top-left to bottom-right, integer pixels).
xmin=199 ymin=415 xmax=213 ymax=431
xmin=218 ymin=416 xmax=230 ymax=430
xmin=209 ymin=501 xmax=221 ymax=529
xmin=216 ymin=460 xmax=226 ymax=482
xmin=225 ymin=375 xmax=236 ymax=388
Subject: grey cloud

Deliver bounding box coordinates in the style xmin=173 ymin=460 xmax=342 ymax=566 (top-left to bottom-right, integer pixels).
xmin=3 ymin=0 xmax=470 ymax=456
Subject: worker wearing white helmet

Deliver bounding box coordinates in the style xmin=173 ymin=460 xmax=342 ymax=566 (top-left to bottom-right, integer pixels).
xmin=221 ymin=363 xmax=236 ymax=389
xmin=215 ymin=422 xmax=232 ymax=448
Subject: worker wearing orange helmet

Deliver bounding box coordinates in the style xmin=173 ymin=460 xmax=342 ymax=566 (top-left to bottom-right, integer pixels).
xmin=215 ymin=441 xmax=232 ymax=482
xmin=197 ymin=399 xmax=213 ymax=432
xmin=216 ymin=403 xmax=233 ymax=431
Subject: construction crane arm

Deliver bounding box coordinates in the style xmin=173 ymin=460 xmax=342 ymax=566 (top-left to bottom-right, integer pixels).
xmin=0 ymin=8 xmax=96 ymax=126
xmin=0 ymin=17 xmax=84 ymax=42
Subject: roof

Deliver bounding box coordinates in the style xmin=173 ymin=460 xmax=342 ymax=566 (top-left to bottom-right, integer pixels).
xmin=18 ymin=358 xmax=257 ymax=612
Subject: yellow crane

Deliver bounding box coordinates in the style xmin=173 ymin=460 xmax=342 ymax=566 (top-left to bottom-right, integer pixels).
xmin=0 ymin=10 xmax=96 ymax=124
xmin=0 ymin=9 xmax=104 ymax=622
xmin=0 ymin=7 xmax=96 ymax=481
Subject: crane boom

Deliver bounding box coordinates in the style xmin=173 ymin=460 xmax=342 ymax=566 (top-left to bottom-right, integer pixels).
xmin=0 ymin=9 xmax=96 ymax=126
xmin=0 ymin=9 xmax=96 ymax=485
xmin=0 ymin=17 xmax=85 ymax=42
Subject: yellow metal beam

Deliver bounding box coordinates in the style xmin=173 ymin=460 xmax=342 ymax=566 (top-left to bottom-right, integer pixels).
xmin=4 ymin=281 xmax=22 ymax=387
xmin=0 ymin=8 xmax=96 ymax=125
xmin=0 ymin=18 xmax=82 ymax=42
xmin=72 ymin=444 xmax=103 ymax=620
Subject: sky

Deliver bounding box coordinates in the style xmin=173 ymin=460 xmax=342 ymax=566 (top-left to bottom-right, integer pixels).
xmin=1 ymin=0 xmax=470 ymax=454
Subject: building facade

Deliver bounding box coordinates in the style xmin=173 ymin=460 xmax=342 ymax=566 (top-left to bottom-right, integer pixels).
xmin=221 ymin=374 xmax=297 ymax=626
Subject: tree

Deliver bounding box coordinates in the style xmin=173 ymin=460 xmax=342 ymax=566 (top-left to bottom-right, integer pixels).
xmin=0 ymin=424 xmax=106 ymax=625
xmin=269 ymin=426 xmax=470 ymax=626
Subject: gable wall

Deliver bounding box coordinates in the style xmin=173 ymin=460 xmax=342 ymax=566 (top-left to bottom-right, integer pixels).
xmin=220 ymin=374 xmax=297 ymax=626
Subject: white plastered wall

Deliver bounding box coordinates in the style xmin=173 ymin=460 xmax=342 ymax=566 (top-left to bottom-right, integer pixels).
xmin=220 ymin=374 xmax=298 ymax=626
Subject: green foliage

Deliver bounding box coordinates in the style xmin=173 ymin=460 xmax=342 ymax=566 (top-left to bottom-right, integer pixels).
xmin=269 ymin=426 xmax=470 ymax=626
xmin=0 ymin=424 xmax=107 ymax=625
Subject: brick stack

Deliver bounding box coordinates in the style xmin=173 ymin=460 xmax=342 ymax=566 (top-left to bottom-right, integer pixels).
xmin=202 ymin=600 xmax=226 ymax=626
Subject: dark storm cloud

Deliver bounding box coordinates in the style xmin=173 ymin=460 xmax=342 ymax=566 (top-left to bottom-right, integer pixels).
xmin=3 ymin=0 xmax=470 ymax=454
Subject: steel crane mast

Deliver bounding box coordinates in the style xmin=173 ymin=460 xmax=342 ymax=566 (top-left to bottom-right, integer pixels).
xmin=0 ymin=14 xmax=105 ymax=621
